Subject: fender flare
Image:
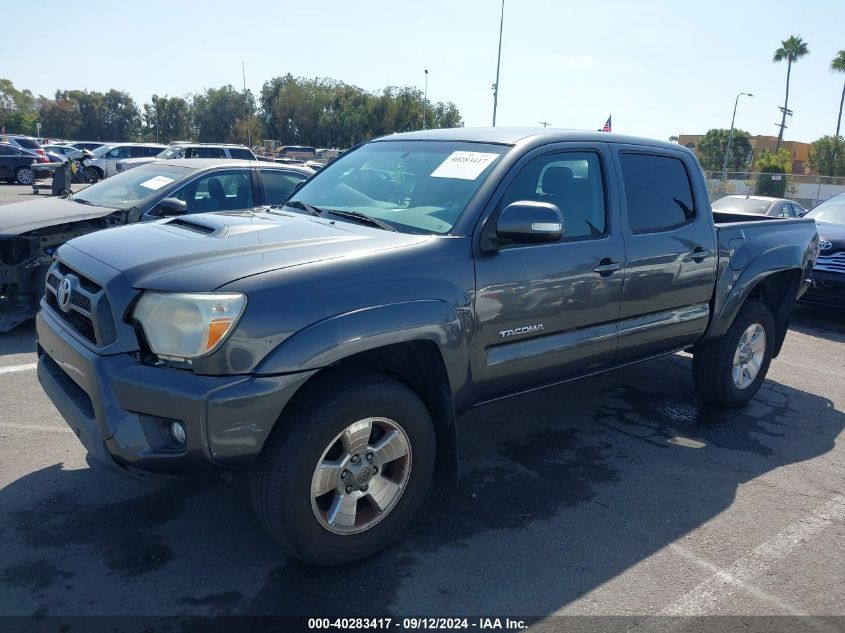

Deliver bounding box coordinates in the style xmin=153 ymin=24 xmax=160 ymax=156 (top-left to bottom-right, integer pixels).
xmin=255 ymin=300 xmax=470 ymax=485
xmin=705 ymin=243 xmax=807 ymax=351
xmin=255 ymin=299 xmax=469 ymax=389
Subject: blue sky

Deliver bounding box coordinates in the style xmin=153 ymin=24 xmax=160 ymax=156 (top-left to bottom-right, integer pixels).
xmin=3 ymin=0 xmax=844 ymax=142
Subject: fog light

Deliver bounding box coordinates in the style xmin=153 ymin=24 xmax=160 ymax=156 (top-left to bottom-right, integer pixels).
xmin=170 ymin=421 xmax=186 ymax=446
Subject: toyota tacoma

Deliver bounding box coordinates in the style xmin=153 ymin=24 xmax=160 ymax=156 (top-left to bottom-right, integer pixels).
xmin=36 ymin=128 xmax=818 ymax=566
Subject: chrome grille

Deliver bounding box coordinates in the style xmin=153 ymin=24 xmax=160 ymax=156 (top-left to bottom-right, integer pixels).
xmin=814 ymin=251 xmax=845 ymax=274
xmin=44 ymin=260 xmax=116 ymax=346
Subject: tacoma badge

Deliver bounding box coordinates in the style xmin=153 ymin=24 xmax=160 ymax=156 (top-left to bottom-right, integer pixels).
xmin=499 ymin=324 xmax=544 ymax=338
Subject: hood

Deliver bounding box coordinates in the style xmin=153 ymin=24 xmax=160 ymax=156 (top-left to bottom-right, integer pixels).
xmin=0 ymin=196 xmax=119 ymax=236
xmin=815 ymin=220 xmax=845 ymax=252
xmin=64 ymin=209 xmax=430 ymax=291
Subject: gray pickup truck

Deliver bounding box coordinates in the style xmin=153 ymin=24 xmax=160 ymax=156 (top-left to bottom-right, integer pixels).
xmin=36 ymin=128 xmax=818 ymax=566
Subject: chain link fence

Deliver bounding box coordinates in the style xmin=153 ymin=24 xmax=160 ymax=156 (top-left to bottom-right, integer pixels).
xmin=702 ymin=171 xmax=845 ymax=209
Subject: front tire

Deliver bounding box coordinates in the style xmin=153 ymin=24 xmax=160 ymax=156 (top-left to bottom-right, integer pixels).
xmin=84 ymin=166 xmax=101 ymax=183
xmin=692 ymin=300 xmax=775 ymax=407
xmin=250 ymin=371 xmax=436 ymax=566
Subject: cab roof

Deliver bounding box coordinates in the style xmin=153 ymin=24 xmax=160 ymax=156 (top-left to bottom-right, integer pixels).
xmin=380 ymin=127 xmax=687 ymax=153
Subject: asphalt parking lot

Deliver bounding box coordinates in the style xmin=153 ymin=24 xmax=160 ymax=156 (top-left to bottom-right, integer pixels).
xmin=0 ymin=181 xmax=86 ymax=205
xmin=0 ymin=186 xmax=843 ymax=625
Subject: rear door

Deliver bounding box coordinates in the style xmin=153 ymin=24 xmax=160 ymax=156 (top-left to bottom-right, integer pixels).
xmin=473 ymin=143 xmax=625 ymax=401
xmin=613 ymin=148 xmax=717 ymax=362
xmin=0 ymin=145 xmax=23 ymax=180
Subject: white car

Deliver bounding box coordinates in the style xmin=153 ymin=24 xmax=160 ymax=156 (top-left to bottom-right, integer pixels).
xmin=116 ymin=143 xmax=257 ymax=174
xmin=83 ymin=143 xmax=168 ymax=181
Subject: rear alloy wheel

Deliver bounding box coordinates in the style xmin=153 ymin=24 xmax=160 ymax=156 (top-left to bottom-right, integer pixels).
xmin=15 ymin=167 xmax=33 ymax=185
xmin=250 ymin=371 xmax=436 ymax=566
xmin=692 ymin=300 xmax=775 ymax=407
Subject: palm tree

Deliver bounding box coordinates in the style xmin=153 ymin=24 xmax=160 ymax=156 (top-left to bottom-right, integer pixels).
xmin=832 ymin=50 xmax=845 ymax=163
xmin=773 ymin=35 xmax=810 ymax=150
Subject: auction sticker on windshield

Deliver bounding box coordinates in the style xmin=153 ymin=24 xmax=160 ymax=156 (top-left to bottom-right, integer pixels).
xmin=140 ymin=175 xmax=175 ymax=190
xmin=431 ymin=151 xmax=499 ymax=180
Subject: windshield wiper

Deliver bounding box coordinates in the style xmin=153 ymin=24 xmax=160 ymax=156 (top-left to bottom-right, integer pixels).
xmin=73 ymin=197 xmax=96 ymax=206
xmin=324 ymin=209 xmax=397 ymax=232
xmin=282 ymin=200 xmax=324 ymax=216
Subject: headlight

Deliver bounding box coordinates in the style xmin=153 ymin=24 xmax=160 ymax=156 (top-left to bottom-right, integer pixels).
xmin=133 ymin=292 xmax=246 ymax=361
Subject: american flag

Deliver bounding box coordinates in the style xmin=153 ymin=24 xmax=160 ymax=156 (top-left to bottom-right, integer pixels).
xmin=601 ymin=115 xmax=612 ymax=133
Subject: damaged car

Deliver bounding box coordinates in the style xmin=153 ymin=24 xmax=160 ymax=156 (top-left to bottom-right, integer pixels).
xmin=0 ymin=159 xmax=313 ymax=332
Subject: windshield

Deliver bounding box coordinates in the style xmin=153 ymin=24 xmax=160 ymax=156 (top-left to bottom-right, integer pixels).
xmin=286 ymin=140 xmax=508 ymax=234
xmin=712 ymin=197 xmax=771 ymax=214
xmin=806 ymin=196 xmax=845 ymax=225
xmin=73 ymin=164 xmax=191 ymax=210
xmin=91 ymin=144 xmax=117 ymax=158
xmin=157 ymin=147 xmax=182 ymax=159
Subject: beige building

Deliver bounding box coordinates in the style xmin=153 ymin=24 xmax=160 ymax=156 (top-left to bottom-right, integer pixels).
xmin=676 ymin=134 xmax=811 ymax=174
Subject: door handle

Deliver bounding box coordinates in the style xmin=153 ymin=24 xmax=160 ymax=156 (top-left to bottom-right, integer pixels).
xmin=593 ymin=260 xmax=623 ymax=275
xmin=686 ymin=248 xmax=713 ymax=262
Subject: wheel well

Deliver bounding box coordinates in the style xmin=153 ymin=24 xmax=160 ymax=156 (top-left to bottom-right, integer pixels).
xmin=746 ymin=269 xmax=802 ymax=357
xmin=272 ymin=341 xmax=459 ymax=485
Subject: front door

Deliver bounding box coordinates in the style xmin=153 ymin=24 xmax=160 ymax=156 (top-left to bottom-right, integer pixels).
xmin=473 ymin=146 xmax=625 ymax=402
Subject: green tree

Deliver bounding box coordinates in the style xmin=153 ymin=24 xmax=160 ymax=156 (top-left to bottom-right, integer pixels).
xmin=773 ymin=35 xmax=810 ymax=150
xmin=260 ymin=74 xmax=463 ymax=148
xmin=831 ymin=50 xmax=845 ymax=162
xmin=807 ymin=135 xmax=845 ymax=177
xmin=0 ymin=79 xmax=37 ymax=133
xmin=754 ymin=148 xmax=792 ymax=196
xmin=56 ymin=90 xmax=105 ymax=140
xmin=696 ymin=128 xmax=752 ymax=172
xmin=101 ymin=89 xmax=142 ymax=141
xmin=38 ymin=98 xmax=82 ymax=138
xmin=143 ymin=95 xmax=192 ymax=143
xmin=192 ymin=85 xmax=250 ymax=143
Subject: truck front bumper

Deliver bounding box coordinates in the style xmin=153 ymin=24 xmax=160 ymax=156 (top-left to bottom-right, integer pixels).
xmin=36 ymin=308 xmax=315 ymax=476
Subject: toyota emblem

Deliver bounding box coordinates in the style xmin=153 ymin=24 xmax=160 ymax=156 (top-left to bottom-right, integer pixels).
xmin=57 ymin=277 xmax=73 ymax=312
xmin=818 ymin=239 xmax=833 ymax=252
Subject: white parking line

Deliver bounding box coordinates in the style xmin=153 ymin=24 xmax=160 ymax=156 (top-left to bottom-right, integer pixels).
xmin=0 ymin=422 xmax=72 ymax=434
xmin=0 ymin=362 xmax=38 ymax=375
xmin=655 ymin=494 xmax=845 ymax=617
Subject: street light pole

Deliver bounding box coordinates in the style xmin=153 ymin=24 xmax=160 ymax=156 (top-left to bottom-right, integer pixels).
xmin=492 ymin=0 xmax=505 ymax=126
xmin=242 ymin=61 xmax=252 ymax=148
xmin=722 ymin=91 xmax=753 ymax=180
xmin=423 ymin=69 xmax=429 ymax=130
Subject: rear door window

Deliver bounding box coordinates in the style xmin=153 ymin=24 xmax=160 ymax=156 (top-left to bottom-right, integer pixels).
xmin=260 ymin=169 xmax=308 ymax=205
xmin=196 ymin=147 xmax=226 ymax=158
xmin=14 ymin=137 xmax=40 ymax=150
xmin=620 ymin=153 xmax=695 ymax=233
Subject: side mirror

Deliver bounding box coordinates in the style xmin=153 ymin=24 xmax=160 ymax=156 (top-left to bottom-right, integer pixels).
xmin=496 ymin=201 xmax=564 ymax=245
xmin=153 ymin=197 xmax=188 ymax=217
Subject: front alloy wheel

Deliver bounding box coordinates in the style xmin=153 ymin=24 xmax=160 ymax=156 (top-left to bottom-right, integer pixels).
xmin=250 ymin=371 xmax=436 ymax=566
xmin=311 ymin=417 xmax=412 ymax=534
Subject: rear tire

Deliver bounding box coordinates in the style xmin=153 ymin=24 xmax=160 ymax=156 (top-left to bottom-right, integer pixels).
xmin=250 ymin=370 xmax=436 ymax=566
xmin=14 ymin=167 xmax=33 ymax=185
xmin=692 ymin=300 xmax=775 ymax=407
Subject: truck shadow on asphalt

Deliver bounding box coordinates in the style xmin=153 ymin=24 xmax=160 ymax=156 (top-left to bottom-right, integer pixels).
xmin=790 ymin=304 xmax=845 ymax=343
xmin=1 ymin=352 xmax=843 ymax=619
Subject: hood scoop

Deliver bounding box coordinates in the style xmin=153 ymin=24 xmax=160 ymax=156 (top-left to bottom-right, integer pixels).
xmin=162 ymin=216 xmax=225 ymax=236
